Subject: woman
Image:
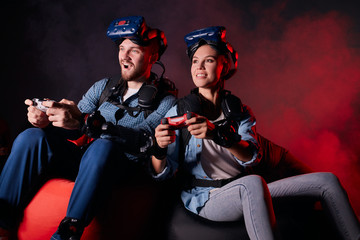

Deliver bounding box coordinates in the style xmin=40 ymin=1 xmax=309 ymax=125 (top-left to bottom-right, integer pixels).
xmin=152 ymin=26 xmax=360 ymax=240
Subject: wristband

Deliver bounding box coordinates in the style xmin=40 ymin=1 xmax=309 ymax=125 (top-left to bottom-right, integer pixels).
xmin=152 ymin=140 xmax=168 ymax=159
xmin=78 ymin=113 xmax=89 ymax=131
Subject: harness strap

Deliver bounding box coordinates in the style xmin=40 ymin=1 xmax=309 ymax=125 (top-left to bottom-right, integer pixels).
xmin=190 ymin=173 xmax=247 ymax=188
xmin=98 ymin=75 xmax=123 ymax=108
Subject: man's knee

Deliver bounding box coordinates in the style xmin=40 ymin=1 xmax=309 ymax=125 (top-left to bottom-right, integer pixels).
xmin=13 ymin=128 xmax=47 ymax=149
xmin=80 ymin=139 xmax=119 ymax=170
xmin=87 ymin=139 xmax=118 ymax=154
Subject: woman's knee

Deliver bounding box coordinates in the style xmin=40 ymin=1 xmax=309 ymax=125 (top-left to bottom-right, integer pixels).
xmin=238 ymin=174 xmax=266 ymax=187
xmin=230 ymin=175 xmax=272 ymax=211
xmin=312 ymin=172 xmax=341 ymax=189
xmin=231 ymin=175 xmax=268 ymax=194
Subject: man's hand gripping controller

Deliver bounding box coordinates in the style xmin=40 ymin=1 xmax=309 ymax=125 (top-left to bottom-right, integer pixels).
xmin=32 ymin=98 xmax=54 ymax=112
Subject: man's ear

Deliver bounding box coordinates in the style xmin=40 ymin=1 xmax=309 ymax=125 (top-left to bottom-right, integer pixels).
xmin=149 ymin=53 xmax=159 ymax=64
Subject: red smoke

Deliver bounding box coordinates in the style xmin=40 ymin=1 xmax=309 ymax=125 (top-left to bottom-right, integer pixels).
xmin=2 ymin=0 xmax=359 ymax=220
xmin=228 ymin=5 xmax=360 ymax=214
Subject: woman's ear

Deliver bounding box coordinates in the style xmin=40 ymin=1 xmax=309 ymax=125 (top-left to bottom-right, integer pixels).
xmin=221 ymin=60 xmax=230 ymax=78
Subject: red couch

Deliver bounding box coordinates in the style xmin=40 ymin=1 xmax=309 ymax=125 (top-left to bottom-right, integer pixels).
xmin=16 ymin=147 xmax=339 ymax=240
xmin=16 ymin=178 xmax=339 ymax=240
xmin=18 ymin=179 xmax=99 ymax=240
xmin=17 ymin=178 xmax=163 ymax=240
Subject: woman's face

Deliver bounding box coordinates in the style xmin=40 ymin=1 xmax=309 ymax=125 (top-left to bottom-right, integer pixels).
xmin=191 ymin=44 xmax=226 ymax=90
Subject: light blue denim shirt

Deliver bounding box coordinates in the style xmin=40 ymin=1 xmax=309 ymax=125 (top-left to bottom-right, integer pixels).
xmin=77 ymin=77 xmax=176 ymax=160
xmin=154 ymin=104 xmax=261 ymax=214
xmin=78 ymin=78 xmax=175 ymax=134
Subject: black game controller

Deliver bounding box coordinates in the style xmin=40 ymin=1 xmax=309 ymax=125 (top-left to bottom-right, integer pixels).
xmin=32 ymin=98 xmax=53 ymax=112
xmin=161 ymin=112 xmax=195 ymax=129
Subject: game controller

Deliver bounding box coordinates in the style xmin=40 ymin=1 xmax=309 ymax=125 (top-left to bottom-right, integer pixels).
xmin=32 ymin=98 xmax=53 ymax=112
xmin=161 ymin=112 xmax=195 ymax=129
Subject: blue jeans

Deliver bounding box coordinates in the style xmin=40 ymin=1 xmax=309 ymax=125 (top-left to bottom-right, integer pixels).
xmin=199 ymin=173 xmax=360 ymax=240
xmin=0 ymin=127 xmax=126 ymax=235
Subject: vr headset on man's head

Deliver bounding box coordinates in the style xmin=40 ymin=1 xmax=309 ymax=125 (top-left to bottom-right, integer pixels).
xmin=107 ymin=16 xmax=167 ymax=60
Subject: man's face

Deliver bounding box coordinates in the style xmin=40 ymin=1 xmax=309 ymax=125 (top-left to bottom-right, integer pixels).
xmin=118 ymin=39 xmax=153 ymax=81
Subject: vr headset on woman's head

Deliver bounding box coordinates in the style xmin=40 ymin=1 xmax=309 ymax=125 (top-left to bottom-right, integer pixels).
xmin=184 ymin=26 xmax=238 ymax=80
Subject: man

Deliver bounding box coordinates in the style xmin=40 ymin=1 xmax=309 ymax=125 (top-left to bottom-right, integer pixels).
xmin=0 ymin=16 xmax=176 ymax=240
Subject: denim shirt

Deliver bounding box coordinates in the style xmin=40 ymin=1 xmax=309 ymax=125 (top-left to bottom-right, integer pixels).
xmin=154 ymin=104 xmax=261 ymax=214
xmin=77 ymin=77 xmax=176 ymax=160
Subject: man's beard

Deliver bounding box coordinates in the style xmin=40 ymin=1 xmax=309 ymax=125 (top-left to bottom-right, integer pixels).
xmin=121 ymin=65 xmax=145 ymax=81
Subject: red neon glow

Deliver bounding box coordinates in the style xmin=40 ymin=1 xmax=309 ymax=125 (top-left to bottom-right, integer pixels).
xmin=226 ymin=5 xmax=360 ymax=214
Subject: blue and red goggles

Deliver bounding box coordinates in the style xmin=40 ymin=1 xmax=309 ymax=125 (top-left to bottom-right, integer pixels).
xmin=184 ymin=26 xmax=227 ymax=49
xmin=184 ymin=26 xmax=238 ymax=79
xmin=107 ymin=16 xmax=167 ymax=58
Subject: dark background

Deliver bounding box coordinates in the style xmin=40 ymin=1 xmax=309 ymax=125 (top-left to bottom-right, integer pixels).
xmin=1 ymin=0 xmax=360 ymax=216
